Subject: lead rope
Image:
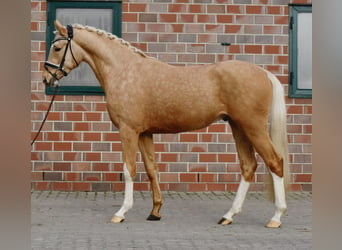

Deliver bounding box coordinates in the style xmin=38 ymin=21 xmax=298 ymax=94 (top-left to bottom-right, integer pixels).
xmin=31 ymin=85 xmax=59 ymax=146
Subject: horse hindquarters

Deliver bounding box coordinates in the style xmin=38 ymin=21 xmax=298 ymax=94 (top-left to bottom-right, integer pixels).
xmin=241 ymin=70 xmax=288 ymax=228
xmin=219 ymin=68 xmax=288 ymax=228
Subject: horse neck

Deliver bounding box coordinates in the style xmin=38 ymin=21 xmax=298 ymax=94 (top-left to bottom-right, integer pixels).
xmin=73 ymin=28 xmax=140 ymax=88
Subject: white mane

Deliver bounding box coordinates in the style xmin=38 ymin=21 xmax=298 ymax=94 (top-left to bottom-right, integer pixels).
xmin=72 ymin=24 xmax=153 ymax=59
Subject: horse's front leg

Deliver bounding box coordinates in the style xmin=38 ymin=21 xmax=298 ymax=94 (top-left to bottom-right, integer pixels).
xmin=138 ymin=133 xmax=163 ymax=220
xmin=110 ymin=126 xmax=139 ymax=223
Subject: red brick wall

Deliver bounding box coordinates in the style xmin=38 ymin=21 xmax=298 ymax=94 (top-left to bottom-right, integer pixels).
xmin=31 ymin=0 xmax=312 ymax=192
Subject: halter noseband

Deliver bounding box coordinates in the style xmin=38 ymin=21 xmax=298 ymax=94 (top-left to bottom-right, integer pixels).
xmin=44 ymin=25 xmax=79 ymax=81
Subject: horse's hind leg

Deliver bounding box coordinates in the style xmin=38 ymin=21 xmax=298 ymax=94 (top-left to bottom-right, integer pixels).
xmin=244 ymin=126 xmax=287 ymax=228
xmin=218 ymin=120 xmax=257 ymax=225
xmin=138 ymin=133 xmax=163 ymax=220
xmin=111 ymin=125 xmax=139 ymax=223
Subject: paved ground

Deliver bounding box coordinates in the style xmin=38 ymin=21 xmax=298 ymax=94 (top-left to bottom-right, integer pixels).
xmin=32 ymin=191 xmax=312 ymax=249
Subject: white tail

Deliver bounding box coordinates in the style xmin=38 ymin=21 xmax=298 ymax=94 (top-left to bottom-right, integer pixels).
xmin=265 ymin=70 xmax=289 ymax=202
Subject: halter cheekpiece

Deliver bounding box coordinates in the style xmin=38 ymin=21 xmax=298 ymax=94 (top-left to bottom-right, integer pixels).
xmin=44 ymin=24 xmax=79 ymax=81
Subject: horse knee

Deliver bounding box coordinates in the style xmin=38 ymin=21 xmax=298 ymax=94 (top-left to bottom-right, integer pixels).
xmin=241 ymin=162 xmax=257 ymax=182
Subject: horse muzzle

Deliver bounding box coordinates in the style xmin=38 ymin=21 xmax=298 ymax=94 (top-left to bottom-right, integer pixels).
xmin=42 ymin=72 xmax=59 ymax=87
xmin=43 ymin=61 xmax=67 ymax=87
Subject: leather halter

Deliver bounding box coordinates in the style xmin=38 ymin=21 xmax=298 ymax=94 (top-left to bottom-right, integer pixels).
xmin=44 ymin=25 xmax=79 ymax=81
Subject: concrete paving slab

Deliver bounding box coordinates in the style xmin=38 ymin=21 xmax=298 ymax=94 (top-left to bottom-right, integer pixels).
xmin=32 ymin=191 xmax=312 ymax=249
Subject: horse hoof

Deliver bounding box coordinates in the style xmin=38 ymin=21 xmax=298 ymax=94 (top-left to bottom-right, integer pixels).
xmin=110 ymin=215 xmax=125 ymax=223
xmin=265 ymin=220 xmax=281 ymax=228
xmin=146 ymin=214 xmax=161 ymax=221
xmin=218 ymin=218 xmax=232 ymax=225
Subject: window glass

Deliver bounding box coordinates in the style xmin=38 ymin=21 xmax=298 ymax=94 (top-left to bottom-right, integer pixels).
xmin=289 ymin=4 xmax=312 ymax=98
xmin=297 ymin=12 xmax=312 ymax=90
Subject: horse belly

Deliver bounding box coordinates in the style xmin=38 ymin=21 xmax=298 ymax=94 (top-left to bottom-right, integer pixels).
xmin=146 ymin=115 xmax=216 ymax=133
xmin=145 ymin=93 xmax=222 ymax=133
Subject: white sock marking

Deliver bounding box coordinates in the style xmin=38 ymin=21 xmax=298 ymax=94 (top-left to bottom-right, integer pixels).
xmin=223 ymin=177 xmax=250 ymax=221
xmin=270 ymin=172 xmax=287 ymax=223
xmin=115 ymin=164 xmax=134 ymax=219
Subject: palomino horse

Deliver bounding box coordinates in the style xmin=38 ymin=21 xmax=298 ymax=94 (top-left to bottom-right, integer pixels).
xmin=43 ymin=20 xmax=288 ymax=228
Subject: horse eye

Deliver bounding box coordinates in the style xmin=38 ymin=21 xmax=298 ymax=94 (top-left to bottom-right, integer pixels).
xmin=54 ymin=47 xmax=62 ymax=52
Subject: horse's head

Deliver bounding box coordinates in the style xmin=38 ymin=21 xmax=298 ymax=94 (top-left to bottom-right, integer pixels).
xmin=43 ymin=20 xmax=80 ymax=86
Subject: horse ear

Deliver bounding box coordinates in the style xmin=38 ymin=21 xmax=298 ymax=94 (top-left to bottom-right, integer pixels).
xmin=54 ymin=20 xmax=67 ymax=37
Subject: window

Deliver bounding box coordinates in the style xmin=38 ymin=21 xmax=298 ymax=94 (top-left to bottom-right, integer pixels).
xmin=46 ymin=1 xmax=122 ymax=95
xmin=289 ymin=4 xmax=312 ymax=98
